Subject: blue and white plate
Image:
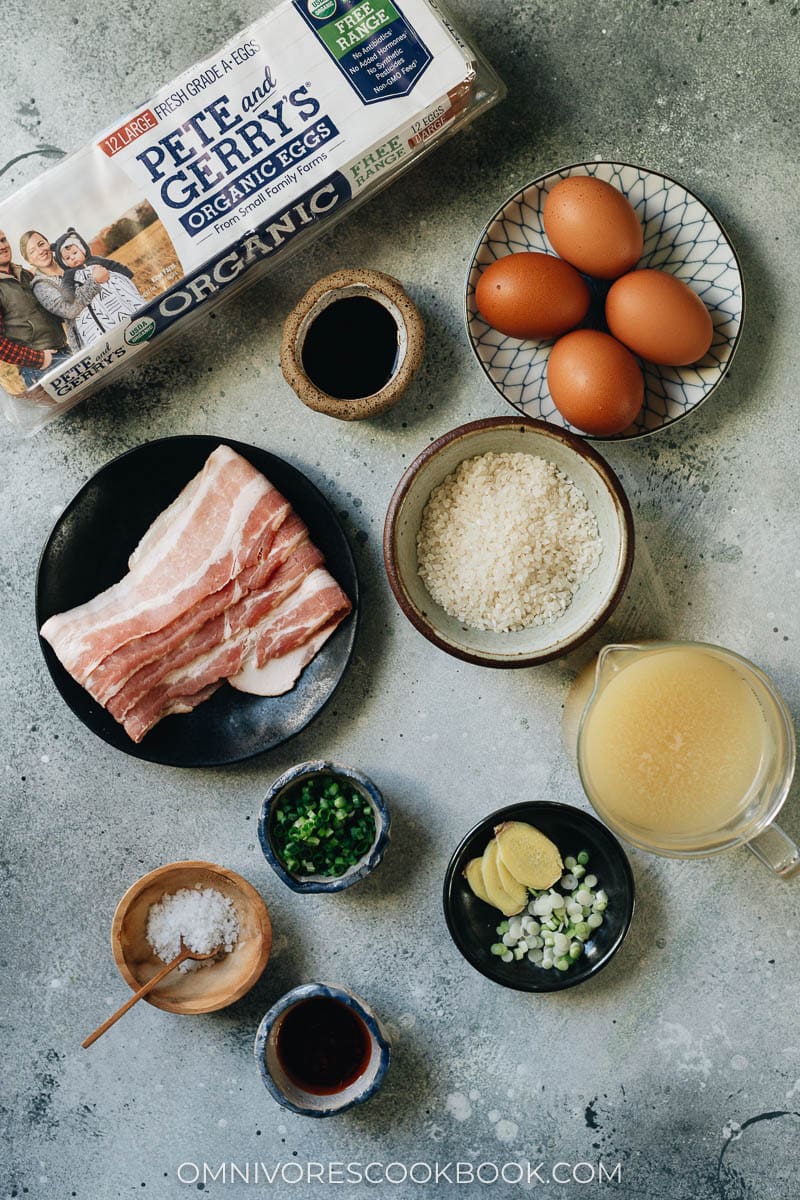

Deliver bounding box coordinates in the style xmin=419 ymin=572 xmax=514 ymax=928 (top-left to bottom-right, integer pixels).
xmin=466 ymin=162 xmax=745 ymax=439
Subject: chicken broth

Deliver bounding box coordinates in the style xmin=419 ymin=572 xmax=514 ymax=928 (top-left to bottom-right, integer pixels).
xmin=579 ymin=646 xmax=767 ymax=841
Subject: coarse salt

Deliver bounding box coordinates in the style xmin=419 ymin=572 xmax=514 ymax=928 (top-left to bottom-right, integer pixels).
xmin=146 ymin=885 xmax=240 ymax=972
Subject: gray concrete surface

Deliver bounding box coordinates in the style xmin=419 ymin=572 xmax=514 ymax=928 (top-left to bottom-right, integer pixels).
xmin=2 ymin=1 xmax=799 ymax=1197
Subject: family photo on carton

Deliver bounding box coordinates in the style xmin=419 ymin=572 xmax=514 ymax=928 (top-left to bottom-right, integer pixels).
xmin=0 ymin=224 xmax=146 ymax=393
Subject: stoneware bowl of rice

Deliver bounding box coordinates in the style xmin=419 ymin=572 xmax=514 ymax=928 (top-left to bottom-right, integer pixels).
xmin=110 ymin=860 xmax=273 ymax=1014
xmin=383 ymin=417 xmax=634 ymax=666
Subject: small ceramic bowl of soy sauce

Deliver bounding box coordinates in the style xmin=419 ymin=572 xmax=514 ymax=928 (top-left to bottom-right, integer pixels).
xmin=258 ymin=760 xmax=390 ymax=894
xmin=280 ymin=268 xmax=425 ymax=420
xmin=254 ymin=982 xmax=392 ymax=1116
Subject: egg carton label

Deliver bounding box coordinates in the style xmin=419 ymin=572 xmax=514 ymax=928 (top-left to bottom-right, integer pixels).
xmin=0 ymin=0 xmax=502 ymax=432
xmin=293 ymin=0 xmax=432 ymax=102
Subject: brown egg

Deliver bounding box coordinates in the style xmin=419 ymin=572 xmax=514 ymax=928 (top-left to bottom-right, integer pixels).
xmin=475 ymin=251 xmax=590 ymax=339
xmin=547 ymin=330 xmax=644 ymax=436
xmin=543 ymin=177 xmax=643 ymax=280
xmin=605 ymin=269 xmax=714 ymax=365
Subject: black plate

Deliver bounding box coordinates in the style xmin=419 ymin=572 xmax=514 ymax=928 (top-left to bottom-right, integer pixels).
xmin=443 ymin=802 xmax=635 ymax=992
xmin=36 ymin=436 xmax=358 ymax=767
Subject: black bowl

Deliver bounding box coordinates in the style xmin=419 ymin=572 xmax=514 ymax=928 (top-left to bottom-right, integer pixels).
xmin=443 ymin=802 xmax=634 ymax=992
xmin=36 ymin=435 xmax=358 ymax=767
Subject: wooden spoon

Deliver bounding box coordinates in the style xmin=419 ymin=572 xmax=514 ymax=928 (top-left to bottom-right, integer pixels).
xmin=82 ymin=941 xmax=220 ymax=1048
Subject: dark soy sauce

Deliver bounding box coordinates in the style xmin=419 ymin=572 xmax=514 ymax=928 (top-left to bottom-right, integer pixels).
xmin=301 ymin=296 xmax=400 ymax=400
xmin=276 ymin=996 xmax=371 ymax=1094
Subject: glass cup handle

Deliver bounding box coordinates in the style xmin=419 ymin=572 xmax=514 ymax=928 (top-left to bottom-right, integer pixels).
xmin=746 ymin=823 xmax=800 ymax=880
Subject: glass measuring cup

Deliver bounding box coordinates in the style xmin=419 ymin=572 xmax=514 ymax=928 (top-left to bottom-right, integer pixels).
xmin=574 ymin=641 xmax=798 ymax=878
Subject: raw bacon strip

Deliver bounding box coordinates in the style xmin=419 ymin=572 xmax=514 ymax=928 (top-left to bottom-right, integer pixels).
xmin=107 ymin=539 xmax=324 ymax=722
xmin=85 ymin=511 xmax=309 ymax=707
xmin=161 ymin=682 xmax=223 ymax=720
xmin=122 ymin=568 xmax=351 ymax=743
xmin=40 ymin=446 xmax=290 ymax=683
xmin=118 ymin=551 xmax=331 ymax=735
xmin=126 ymin=469 xmax=204 ymax=573
xmin=229 ymin=619 xmax=346 ymax=696
xmin=249 ymin=569 xmax=352 ymax=667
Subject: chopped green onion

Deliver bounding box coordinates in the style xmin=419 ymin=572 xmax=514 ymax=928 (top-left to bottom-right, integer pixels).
xmin=272 ymin=774 xmax=376 ymax=878
xmin=487 ymin=855 xmax=611 ymax=974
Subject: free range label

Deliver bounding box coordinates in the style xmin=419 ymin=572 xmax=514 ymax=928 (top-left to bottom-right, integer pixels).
xmin=293 ymin=0 xmax=432 ymax=103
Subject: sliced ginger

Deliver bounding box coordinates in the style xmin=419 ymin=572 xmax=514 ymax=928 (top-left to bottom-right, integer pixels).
xmin=495 ymin=821 xmax=562 ymax=890
xmin=463 ymin=857 xmax=491 ymax=905
xmin=463 ymin=820 xmax=564 ymax=914
xmin=496 ymin=852 xmax=523 ymax=896
xmin=480 ymin=839 xmax=527 ymax=916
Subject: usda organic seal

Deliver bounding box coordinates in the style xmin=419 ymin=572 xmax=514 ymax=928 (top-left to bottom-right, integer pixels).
xmin=124 ymin=316 xmax=156 ymax=346
xmin=308 ymin=0 xmax=337 ymax=17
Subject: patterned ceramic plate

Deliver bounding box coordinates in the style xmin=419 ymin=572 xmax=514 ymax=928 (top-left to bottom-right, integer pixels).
xmin=465 ymin=162 xmax=745 ymax=439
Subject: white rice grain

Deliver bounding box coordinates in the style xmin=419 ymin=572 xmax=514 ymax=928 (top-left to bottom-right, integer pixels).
xmin=416 ymin=451 xmax=603 ymax=632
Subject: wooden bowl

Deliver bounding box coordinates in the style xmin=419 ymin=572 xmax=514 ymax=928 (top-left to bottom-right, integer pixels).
xmin=111 ymin=861 xmax=272 ymax=1014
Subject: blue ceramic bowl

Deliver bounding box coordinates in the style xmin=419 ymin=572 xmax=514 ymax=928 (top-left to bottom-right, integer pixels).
xmin=254 ymin=982 xmax=392 ymax=1116
xmin=258 ymin=761 xmax=390 ymax=893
